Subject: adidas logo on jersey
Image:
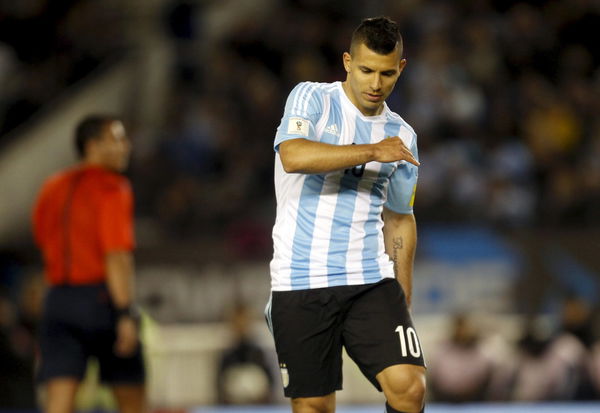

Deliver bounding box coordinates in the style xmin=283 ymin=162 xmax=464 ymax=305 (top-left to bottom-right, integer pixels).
xmin=324 ymin=123 xmax=340 ymax=136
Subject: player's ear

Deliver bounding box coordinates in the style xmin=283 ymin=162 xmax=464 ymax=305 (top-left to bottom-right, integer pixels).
xmin=398 ymin=58 xmax=407 ymax=74
xmin=343 ymin=52 xmax=351 ymax=73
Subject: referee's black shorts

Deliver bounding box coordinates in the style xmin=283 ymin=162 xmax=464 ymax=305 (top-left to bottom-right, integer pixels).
xmin=266 ymin=277 xmax=425 ymax=398
xmin=37 ymin=283 xmax=145 ymax=385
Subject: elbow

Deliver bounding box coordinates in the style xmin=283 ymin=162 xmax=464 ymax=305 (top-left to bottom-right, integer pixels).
xmin=282 ymin=159 xmax=302 ymax=173
xmin=279 ymin=139 xmax=308 ymax=173
xmin=280 ymin=151 xmax=303 ymax=173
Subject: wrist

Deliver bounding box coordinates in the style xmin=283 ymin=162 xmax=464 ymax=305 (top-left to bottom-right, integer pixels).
xmin=115 ymin=305 xmax=141 ymax=322
xmin=369 ymin=143 xmax=379 ymax=162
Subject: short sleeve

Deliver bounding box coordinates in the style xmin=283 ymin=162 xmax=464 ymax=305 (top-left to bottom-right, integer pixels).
xmin=32 ymin=181 xmax=50 ymax=247
xmin=274 ymin=82 xmax=324 ymax=151
xmin=32 ymin=175 xmax=61 ymax=248
xmin=98 ymin=182 xmax=135 ymax=252
xmin=385 ymin=132 xmax=419 ymax=214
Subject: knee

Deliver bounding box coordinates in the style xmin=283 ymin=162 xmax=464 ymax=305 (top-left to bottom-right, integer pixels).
xmin=390 ymin=380 xmax=425 ymax=412
xmin=291 ymin=396 xmax=335 ymax=413
xmin=380 ymin=366 xmax=426 ymax=413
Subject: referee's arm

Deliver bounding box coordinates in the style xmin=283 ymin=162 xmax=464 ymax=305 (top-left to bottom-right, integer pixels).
xmin=382 ymin=208 xmax=417 ymax=308
xmin=106 ymin=251 xmax=139 ymax=356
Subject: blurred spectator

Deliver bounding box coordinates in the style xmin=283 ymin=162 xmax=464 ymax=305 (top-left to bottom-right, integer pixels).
xmin=0 ymin=290 xmax=36 ymax=408
xmin=216 ymin=303 xmax=275 ymax=404
xmin=552 ymin=296 xmax=598 ymax=400
xmin=12 ymin=273 xmax=44 ymax=360
xmin=590 ymin=341 xmax=600 ymax=399
xmin=428 ymin=314 xmax=495 ymax=402
xmin=509 ymin=315 xmax=586 ymax=401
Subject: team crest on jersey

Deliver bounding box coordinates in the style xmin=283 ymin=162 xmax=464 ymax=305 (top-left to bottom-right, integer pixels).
xmin=279 ymin=363 xmax=289 ymax=388
xmin=288 ymin=117 xmax=309 ymax=136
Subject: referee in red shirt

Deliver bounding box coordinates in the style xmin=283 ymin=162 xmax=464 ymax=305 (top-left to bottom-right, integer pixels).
xmin=32 ymin=115 xmax=145 ymax=413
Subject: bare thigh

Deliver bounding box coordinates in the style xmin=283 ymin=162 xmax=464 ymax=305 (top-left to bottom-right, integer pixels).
xmin=44 ymin=378 xmax=80 ymax=413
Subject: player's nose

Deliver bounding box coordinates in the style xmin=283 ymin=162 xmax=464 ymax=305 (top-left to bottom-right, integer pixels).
xmin=370 ymin=73 xmax=382 ymax=90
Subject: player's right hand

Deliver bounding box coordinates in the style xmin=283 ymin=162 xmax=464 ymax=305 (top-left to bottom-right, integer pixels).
xmin=115 ymin=316 xmax=139 ymax=357
xmin=373 ymin=136 xmax=420 ymax=166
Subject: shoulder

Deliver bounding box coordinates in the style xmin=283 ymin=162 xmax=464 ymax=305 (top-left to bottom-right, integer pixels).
xmin=386 ymin=109 xmax=416 ymax=135
xmin=289 ymin=81 xmax=334 ymax=97
xmin=286 ymin=81 xmax=337 ymax=114
xmin=38 ymin=167 xmax=76 ymax=194
xmin=92 ymin=169 xmax=132 ymax=196
xmin=386 ymin=109 xmax=417 ymax=145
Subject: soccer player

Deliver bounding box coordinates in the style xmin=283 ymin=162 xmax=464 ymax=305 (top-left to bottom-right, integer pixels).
xmin=266 ymin=17 xmax=426 ymax=413
xmin=32 ymin=116 xmax=146 ymax=413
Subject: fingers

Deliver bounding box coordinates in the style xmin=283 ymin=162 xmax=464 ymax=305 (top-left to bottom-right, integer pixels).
xmin=394 ymin=140 xmax=419 ymax=166
xmin=379 ymin=137 xmax=420 ymax=166
xmin=114 ymin=318 xmax=139 ymax=356
xmin=115 ymin=335 xmax=137 ymax=357
xmin=404 ymin=150 xmax=420 ymax=166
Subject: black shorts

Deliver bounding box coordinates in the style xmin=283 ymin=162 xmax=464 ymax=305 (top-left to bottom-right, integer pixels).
xmin=266 ymin=278 xmax=425 ymax=398
xmin=37 ymin=284 xmax=145 ymax=385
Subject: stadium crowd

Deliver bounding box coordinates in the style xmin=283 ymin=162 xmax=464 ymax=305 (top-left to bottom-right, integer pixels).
xmin=1 ymin=0 xmax=598 ymax=240
xmin=140 ymin=0 xmax=600 ymax=249
xmin=0 ymin=0 xmax=129 ymax=139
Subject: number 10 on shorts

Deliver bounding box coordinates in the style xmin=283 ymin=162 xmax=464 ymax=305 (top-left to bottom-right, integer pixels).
xmin=395 ymin=325 xmax=421 ymax=357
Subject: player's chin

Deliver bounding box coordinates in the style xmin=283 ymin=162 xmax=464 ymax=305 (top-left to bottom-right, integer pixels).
xmin=362 ymin=100 xmax=381 ymax=112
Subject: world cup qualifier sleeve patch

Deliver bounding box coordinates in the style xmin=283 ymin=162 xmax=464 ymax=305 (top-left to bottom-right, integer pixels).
xmin=287 ymin=117 xmax=310 ymax=137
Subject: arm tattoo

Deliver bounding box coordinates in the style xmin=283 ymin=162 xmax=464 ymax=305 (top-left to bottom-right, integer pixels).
xmin=392 ymin=236 xmax=403 ymax=274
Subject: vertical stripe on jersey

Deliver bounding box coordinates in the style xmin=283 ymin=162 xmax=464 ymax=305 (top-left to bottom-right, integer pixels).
xmin=365 ymin=120 xmax=403 ymax=283
xmin=297 ymin=83 xmax=318 ymax=118
xmin=358 ymin=121 xmax=387 ymax=284
xmin=319 ymin=89 xmax=342 ymax=145
xmin=290 ymin=174 xmax=325 ymax=290
xmin=308 ymin=92 xmax=342 ymax=288
xmin=326 ymin=114 xmax=371 ymax=286
xmin=290 ymin=83 xmax=310 ymax=115
xmin=344 ymin=118 xmax=381 ymax=285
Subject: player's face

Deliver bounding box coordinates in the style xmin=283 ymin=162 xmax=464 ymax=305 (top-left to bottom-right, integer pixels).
xmin=343 ymin=42 xmax=406 ymax=116
xmin=97 ymin=121 xmax=131 ymax=172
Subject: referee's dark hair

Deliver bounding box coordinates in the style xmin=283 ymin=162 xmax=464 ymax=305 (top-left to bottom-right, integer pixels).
xmin=74 ymin=115 xmax=120 ymax=158
xmin=350 ymin=16 xmax=403 ymax=57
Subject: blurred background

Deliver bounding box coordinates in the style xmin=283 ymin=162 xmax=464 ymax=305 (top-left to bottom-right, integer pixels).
xmin=1 ymin=0 xmax=600 ymax=411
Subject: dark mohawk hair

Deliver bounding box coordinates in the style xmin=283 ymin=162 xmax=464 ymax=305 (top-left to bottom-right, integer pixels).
xmin=350 ymin=16 xmax=402 ymax=56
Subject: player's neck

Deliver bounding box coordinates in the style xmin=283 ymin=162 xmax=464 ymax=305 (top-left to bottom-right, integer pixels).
xmin=341 ymin=81 xmax=384 ymax=117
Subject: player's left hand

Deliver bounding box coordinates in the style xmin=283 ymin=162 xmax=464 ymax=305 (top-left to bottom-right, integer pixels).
xmin=115 ymin=316 xmax=139 ymax=357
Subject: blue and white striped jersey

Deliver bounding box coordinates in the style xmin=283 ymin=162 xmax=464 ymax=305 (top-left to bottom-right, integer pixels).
xmin=270 ymin=81 xmax=418 ymax=291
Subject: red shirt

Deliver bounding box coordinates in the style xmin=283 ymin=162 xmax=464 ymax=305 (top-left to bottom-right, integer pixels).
xmin=33 ymin=165 xmax=135 ymax=286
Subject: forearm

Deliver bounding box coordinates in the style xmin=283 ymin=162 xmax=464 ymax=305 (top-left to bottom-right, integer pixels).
xmin=279 ymin=138 xmax=376 ymax=174
xmin=105 ymin=251 xmax=135 ymax=309
xmin=383 ymin=209 xmax=417 ymax=307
